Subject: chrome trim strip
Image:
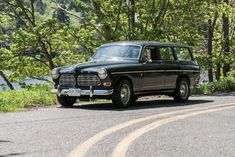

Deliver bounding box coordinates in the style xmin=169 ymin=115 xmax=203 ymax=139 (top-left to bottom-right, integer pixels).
xmin=165 ymin=70 xmax=200 ymax=72
xmin=51 ymin=89 xmax=113 ymax=96
xmin=111 ymin=71 xmax=144 ymax=74
xmin=142 ymin=70 xmax=165 ymax=73
xmin=111 ymin=70 xmax=199 ymax=75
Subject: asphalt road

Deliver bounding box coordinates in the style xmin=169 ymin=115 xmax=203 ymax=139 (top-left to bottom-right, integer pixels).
xmin=1 ymin=94 xmax=235 ymax=157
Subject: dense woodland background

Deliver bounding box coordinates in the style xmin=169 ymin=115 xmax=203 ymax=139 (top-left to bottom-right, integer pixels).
xmin=0 ymin=0 xmax=234 ymax=90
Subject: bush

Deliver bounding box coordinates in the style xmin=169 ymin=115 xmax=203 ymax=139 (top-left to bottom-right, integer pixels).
xmin=0 ymin=84 xmax=57 ymax=112
xmin=192 ymin=71 xmax=235 ymax=95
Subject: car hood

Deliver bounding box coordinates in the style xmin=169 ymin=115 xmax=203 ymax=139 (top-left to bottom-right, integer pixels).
xmin=59 ymin=60 xmax=138 ymax=74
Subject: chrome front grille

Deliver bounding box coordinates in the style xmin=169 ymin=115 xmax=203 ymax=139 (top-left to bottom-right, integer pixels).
xmin=59 ymin=74 xmax=76 ymax=86
xmin=77 ymin=74 xmax=101 ymax=86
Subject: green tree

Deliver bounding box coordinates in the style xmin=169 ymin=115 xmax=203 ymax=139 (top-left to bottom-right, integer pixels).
xmin=0 ymin=0 xmax=92 ymax=83
xmin=0 ymin=14 xmax=15 ymax=89
xmin=0 ymin=0 xmax=234 ymax=88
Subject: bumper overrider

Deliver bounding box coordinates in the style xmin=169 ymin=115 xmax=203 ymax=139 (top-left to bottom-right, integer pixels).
xmin=51 ymin=88 xmax=114 ymax=97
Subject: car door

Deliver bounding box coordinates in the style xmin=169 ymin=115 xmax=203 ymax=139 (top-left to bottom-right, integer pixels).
xmin=140 ymin=46 xmax=165 ymax=91
xmin=159 ymin=47 xmax=180 ymax=89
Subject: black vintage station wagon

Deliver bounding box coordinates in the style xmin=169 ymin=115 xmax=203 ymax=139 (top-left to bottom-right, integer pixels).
xmin=51 ymin=41 xmax=200 ymax=107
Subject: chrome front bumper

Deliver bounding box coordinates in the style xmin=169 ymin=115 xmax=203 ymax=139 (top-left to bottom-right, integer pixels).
xmin=51 ymin=88 xmax=113 ymax=97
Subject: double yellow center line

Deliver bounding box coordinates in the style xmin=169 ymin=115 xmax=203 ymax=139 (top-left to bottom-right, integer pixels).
xmin=67 ymin=103 xmax=235 ymax=157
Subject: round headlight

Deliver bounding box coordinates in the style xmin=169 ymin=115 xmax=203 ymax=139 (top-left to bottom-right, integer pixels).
xmin=98 ymin=68 xmax=107 ymax=79
xmin=51 ymin=68 xmax=59 ymax=79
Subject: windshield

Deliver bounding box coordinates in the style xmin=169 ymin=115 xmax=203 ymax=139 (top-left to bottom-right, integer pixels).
xmin=92 ymin=45 xmax=141 ymax=61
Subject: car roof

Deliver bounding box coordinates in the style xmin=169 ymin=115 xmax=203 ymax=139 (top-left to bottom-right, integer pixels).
xmin=101 ymin=41 xmax=190 ymax=48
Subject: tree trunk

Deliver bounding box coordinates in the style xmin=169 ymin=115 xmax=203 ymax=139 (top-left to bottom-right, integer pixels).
xmin=216 ymin=63 xmax=221 ymax=80
xmin=153 ymin=0 xmax=168 ymax=29
xmin=127 ymin=0 xmax=135 ymax=40
xmin=207 ymin=19 xmax=214 ymax=82
xmin=0 ymin=71 xmax=14 ymax=90
xmin=129 ymin=0 xmax=135 ymax=30
xmin=222 ymin=0 xmax=230 ymax=76
xmin=206 ymin=2 xmax=218 ymax=82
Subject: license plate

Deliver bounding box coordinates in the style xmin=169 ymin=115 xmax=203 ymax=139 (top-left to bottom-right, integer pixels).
xmin=68 ymin=88 xmax=81 ymax=96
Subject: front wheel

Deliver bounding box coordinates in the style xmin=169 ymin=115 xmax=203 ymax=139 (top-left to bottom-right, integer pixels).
xmin=57 ymin=95 xmax=76 ymax=107
xmin=173 ymin=78 xmax=190 ymax=102
xmin=112 ymin=80 xmax=133 ymax=108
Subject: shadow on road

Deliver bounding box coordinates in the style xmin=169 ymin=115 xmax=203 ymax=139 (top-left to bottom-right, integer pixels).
xmin=60 ymin=99 xmax=214 ymax=111
xmin=0 ymin=140 xmax=12 ymax=143
xmin=0 ymin=141 xmax=27 ymax=157
xmin=0 ymin=153 xmax=26 ymax=157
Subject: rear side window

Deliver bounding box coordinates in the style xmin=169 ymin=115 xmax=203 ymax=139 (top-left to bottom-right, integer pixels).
xmin=174 ymin=47 xmax=192 ymax=61
xmin=159 ymin=47 xmax=175 ymax=61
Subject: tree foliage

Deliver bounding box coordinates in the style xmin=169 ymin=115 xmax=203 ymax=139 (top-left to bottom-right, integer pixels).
xmin=0 ymin=0 xmax=234 ymax=89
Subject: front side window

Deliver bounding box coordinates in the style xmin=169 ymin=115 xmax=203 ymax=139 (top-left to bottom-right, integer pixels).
xmin=142 ymin=46 xmax=157 ymax=62
xmin=92 ymin=45 xmax=141 ymax=61
xmin=174 ymin=47 xmax=192 ymax=61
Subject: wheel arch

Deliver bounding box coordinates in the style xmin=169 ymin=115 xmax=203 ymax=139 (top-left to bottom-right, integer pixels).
xmin=176 ymin=73 xmax=190 ymax=87
xmin=113 ymin=75 xmax=133 ymax=91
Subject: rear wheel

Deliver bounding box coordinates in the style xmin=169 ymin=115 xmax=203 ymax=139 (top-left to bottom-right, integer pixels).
xmin=173 ymin=78 xmax=190 ymax=102
xmin=57 ymin=95 xmax=76 ymax=107
xmin=112 ymin=80 xmax=134 ymax=108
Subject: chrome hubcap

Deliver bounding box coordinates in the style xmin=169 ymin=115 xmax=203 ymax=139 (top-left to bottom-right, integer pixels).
xmin=180 ymin=81 xmax=188 ymax=99
xmin=120 ymin=84 xmax=131 ymax=105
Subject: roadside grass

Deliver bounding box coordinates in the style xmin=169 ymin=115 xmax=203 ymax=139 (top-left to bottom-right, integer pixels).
xmin=1 ymin=71 xmax=234 ymax=112
xmin=0 ymin=85 xmax=57 ymax=112
xmin=0 ymin=84 xmax=109 ymax=112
